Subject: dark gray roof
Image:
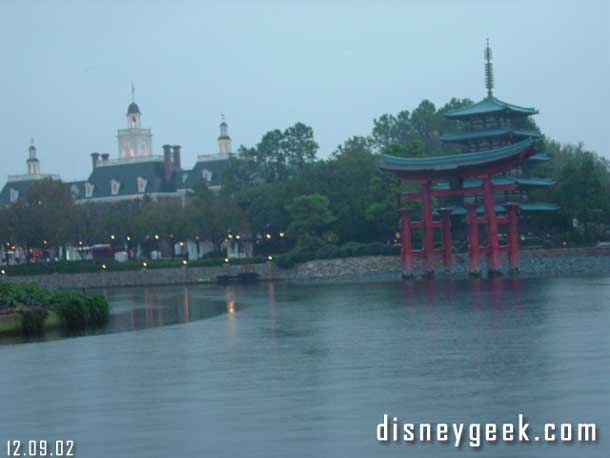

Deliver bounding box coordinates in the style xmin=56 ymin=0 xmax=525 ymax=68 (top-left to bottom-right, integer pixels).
xmin=83 ymin=160 xmax=176 ymax=199
xmin=127 ymin=102 xmax=141 ymax=115
xmin=0 ymin=179 xmax=36 ymax=204
xmin=179 ymin=157 xmax=230 ymax=190
xmin=0 ymin=176 xmax=60 ymax=205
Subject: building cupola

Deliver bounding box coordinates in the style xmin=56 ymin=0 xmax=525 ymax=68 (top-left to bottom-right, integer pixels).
xmin=117 ymin=83 xmax=153 ymax=158
xmin=26 ymin=139 xmax=40 ymax=176
xmin=126 ymin=84 xmax=141 ymax=129
xmin=218 ymin=114 xmax=232 ymax=154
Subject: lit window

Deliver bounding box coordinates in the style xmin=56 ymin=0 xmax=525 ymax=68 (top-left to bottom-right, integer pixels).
xmin=110 ymin=179 xmax=121 ymax=196
xmin=85 ymin=182 xmax=95 ymax=198
xmin=137 ymin=176 xmax=147 ymax=193
xmin=201 ymin=168 xmax=212 ymax=182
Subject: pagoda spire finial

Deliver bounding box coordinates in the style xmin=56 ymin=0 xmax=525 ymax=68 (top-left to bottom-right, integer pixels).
xmin=484 ymin=38 xmax=494 ymax=97
xmin=131 ymin=82 xmax=135 ymax=103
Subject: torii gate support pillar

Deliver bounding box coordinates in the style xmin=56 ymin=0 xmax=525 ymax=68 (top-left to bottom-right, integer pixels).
xmin=506 ymin=203 xmax=520 ymax=274
xmin=466 ymin=203 xmax=481 ymax=277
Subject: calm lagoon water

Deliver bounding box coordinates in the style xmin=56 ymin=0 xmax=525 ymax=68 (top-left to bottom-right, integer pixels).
xmin=0 ymin=277 xmax=608 ymax=457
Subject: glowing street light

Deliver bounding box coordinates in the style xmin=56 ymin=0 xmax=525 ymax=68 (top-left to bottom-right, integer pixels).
xmin=224 ymin=258 xmax=229 ymax=263
xmin=279 ymin=232 xmax=285 ymax=238
xmin=265 ymin=234 xmax=271 ymax=239
xmin=154 ymin=234 xmax=160 ymax=240
xmin=1 ymin=269 xmax=6 ymax=275
xmin=102 ymin=264 xmax=107 ymax=270
xmin=182 ymin=260 xmax=188 ymax=265
xmin=110 ymin=234 xmax=116 ymax=240
xmin=267 ymin=256 xmax=273 ymax=261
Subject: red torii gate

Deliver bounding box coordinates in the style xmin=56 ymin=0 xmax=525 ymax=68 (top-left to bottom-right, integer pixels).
xmin=381 ymin=139 xmax=537 ymax=278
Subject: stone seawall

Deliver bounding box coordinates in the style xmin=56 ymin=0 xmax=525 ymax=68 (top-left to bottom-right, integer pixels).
xmin=1 ymin=247 xmax=609 ymax=289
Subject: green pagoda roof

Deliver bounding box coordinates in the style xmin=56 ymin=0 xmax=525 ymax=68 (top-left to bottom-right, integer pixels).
xmin=443 ymin=95 xmax=538 ymax=119
xmin=519 ymin=202 xmax=560 ymax=212
xmin=513 ymin=177 xmax=555 ymax=186
xmin=528 ymin=153 xmax=550 ymax=161
xmin=437 ymin=202 xmax=559 ymax=216
xmin=432 ymin=175 xmax=554 ymax=190
xmin=440 ymin=128 xmax=541 ymax=143
xmin=380 ymin=138 xmax=535 ymax=174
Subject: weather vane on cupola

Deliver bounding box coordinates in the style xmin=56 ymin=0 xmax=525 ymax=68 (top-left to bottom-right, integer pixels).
xmin=131 ymin=82 xmax=135 ymax=103
xmin=485 ymin=38 xmax=494 ymax=97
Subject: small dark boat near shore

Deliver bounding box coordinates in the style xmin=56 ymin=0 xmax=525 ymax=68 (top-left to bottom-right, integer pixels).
xmin=216 ymin=272 xmax=261 ymax=285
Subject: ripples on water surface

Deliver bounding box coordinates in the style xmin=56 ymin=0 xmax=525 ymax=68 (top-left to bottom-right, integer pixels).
xmin=0 ymin=277 xmax=608 ymax=457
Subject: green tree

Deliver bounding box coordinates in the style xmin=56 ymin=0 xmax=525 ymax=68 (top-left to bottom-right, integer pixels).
xmin=286 ymin=194 xmax=336 ymax=242
xmin=236 ymin=122 xmax=319 ymax=183
xmin=189 ymin=183 xmax=243 ymax=254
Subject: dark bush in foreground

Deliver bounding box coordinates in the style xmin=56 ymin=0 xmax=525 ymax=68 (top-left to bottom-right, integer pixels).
xmin=0 ymin=283 xmax=54 ymax=308
xmin=20 ymin=307 xmax=49 ymax=335
xmin=0 ymin=283 xmax=110 ymax=333
xmin=50 ymin=291 xmax=109 ymax=330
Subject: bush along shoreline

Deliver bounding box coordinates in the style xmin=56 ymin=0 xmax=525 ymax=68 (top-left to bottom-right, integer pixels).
xmin=0 ymin=256 xmax=268 ymax=277
xmin=0 ymin=283 xmax=109 ymax=337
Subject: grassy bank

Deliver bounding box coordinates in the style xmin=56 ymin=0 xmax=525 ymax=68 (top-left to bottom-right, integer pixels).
xmin=0 ymin=256 xmax=268 ymax=277
xmin=0 ymin=283 xmax=110 ymax=336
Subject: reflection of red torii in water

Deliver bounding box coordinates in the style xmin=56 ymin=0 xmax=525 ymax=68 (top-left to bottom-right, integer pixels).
xmin=381 ymin=138 xmax=539 ymax=278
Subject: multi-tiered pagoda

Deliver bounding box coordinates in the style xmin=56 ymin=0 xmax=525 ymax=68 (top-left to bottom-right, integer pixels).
xmin=380 ymin=41 xmax=558 ymax=278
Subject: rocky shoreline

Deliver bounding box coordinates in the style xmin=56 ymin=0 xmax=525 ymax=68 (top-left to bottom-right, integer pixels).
xmin=0 ymin=247 xmax=609 ymax=289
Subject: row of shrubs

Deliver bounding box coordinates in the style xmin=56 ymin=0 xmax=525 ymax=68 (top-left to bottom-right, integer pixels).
xmin=1 ymin=256 xmax=268 ymax=277
xmin=0 ymin=283 xmax=110 ymax=335
xmin=274 ymin=239 xmax=400 ymax=268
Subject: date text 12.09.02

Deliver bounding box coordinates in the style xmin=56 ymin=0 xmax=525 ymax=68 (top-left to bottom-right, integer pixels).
xmin=6 ymin=440 xmax=75 ymax=457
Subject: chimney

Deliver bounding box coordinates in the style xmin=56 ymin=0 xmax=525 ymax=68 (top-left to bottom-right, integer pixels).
xmin=91 ymin=152 xmax=100 ymax=169
xmin=163 ymin=144 xmax=173 ymax=183
xmin=101 ymin=153 xmax=110 ymax=163
xmin=172 ymin=145 xmax=182 ymax=171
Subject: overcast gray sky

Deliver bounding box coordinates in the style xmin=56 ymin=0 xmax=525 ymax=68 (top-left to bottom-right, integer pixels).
xmin=1 ymin=0 xmax=608 ymax=181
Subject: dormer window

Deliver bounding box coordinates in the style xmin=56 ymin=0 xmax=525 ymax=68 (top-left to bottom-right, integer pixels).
xmin=70 ymin=185 xmax=80 ymax=197
xmin=85 ymin=182 xmax=95 ymax=198
xmin=110 ymin=179 xmax=121 ymax=196
xmin=137 ymin=176 xmax=147 ymax=193
xmin=201 ymin=168 xmax=213 ymax=183
xmin=182 ymin=173 xmax=189 ymax=183
xmin=9 ymin=188 xmax=19 ymax=203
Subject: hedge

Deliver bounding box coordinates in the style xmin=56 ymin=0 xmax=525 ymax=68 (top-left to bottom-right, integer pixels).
xmin=274 ymin=241 xmax=399 ymax=268
xmin=1 ymin=256 xmax=268 ymax=277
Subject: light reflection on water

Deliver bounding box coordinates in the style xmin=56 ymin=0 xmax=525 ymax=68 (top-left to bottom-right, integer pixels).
xmin=0 ymin=278 xmax=608 ymax=458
